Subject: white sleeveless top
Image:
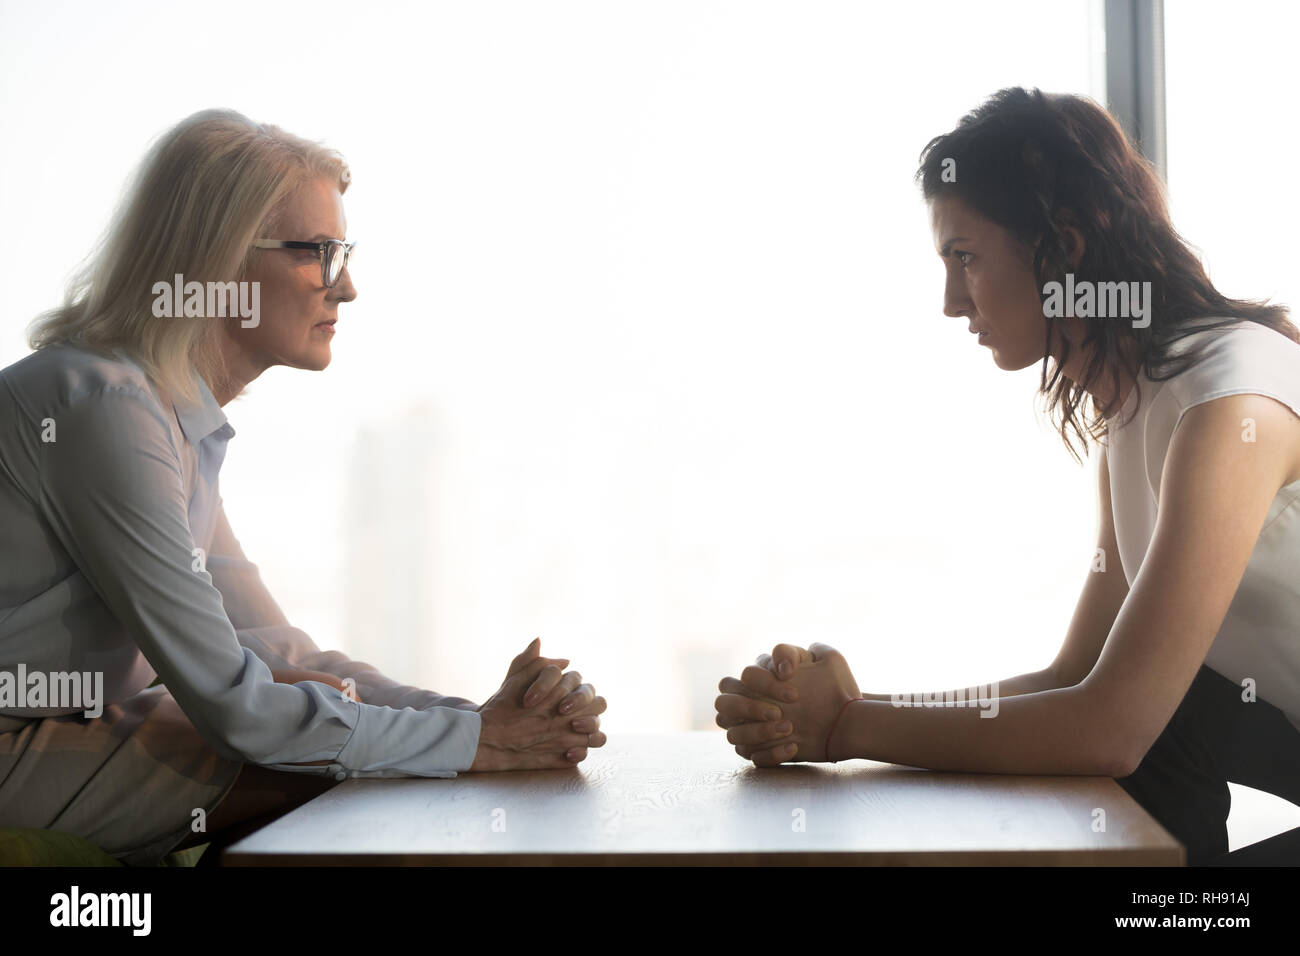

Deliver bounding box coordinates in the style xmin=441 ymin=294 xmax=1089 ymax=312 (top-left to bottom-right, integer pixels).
xmin=1106 ymin=318 xmax=1300 ymax=734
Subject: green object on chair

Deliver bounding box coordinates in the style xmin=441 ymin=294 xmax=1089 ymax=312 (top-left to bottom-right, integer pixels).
xmin=0 ymin=828 xmax=209 ymax=866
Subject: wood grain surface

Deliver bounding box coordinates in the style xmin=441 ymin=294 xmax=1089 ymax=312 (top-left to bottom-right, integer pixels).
xmin=222 ymin=731 xmax=1183 ymax=866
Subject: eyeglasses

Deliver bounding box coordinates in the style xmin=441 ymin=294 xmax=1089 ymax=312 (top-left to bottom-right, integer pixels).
xmin=252 ymin=238 xmax=357 ymax=288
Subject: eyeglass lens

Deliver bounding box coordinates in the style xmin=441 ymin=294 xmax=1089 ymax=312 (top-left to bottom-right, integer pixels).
xmin=325 ymin=243 xmax=345 ymax=286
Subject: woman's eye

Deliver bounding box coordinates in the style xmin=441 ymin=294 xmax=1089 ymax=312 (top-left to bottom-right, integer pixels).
xmin=955 ymin=251 xmax=972 ymax=267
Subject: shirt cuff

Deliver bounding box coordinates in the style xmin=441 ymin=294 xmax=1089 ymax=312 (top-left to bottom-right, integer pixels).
xmin=333 ymin=702 xmax=482 ymax=778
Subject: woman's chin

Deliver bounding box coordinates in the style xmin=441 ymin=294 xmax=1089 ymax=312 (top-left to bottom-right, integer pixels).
xmin=991 ymin=347 xmax=1038 ymax=372
xmin=291 ymin=345 xmax=332 ymax=371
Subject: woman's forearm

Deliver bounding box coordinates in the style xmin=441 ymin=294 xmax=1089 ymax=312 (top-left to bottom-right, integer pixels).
xmin=834 ymin=682 xmax=1125 ymax=776
xmin=857 ymin=666 xmax=1062 ymax=704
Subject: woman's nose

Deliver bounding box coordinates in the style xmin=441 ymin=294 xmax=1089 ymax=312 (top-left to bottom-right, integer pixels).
xmin=942 ymin=271 xmax=970 ymax=318
xmin=331 ymin=267 xmax=357 ymax=302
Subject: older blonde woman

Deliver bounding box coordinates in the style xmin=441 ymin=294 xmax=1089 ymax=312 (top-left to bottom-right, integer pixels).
xmin=0 ymin=110 xmax=606 ymax=865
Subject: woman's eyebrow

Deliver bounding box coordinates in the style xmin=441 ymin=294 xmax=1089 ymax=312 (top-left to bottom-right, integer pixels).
xmin=939 ymin=237 xmax=972 ymax=256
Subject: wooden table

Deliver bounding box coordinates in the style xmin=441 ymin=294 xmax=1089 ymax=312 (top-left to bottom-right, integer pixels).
xmin=222 ymin=731 xmax=1184 ymax=865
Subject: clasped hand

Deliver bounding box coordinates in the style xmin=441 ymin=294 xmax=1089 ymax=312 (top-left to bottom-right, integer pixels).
xmin=270 ymin=638 xmax=607 ymax=772
xmin=713 ymin=642 xmax=860 ymax=766
xmin=469 ymin=637 xmax=608 ymax=771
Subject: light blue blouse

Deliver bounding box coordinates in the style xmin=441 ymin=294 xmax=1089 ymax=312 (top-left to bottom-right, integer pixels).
xmin=0 ymin=343 xmax=482 ymax=779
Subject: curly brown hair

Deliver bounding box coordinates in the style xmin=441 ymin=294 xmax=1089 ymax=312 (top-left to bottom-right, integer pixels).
xmin=916 ymin=87 xmax=1298 ymax=464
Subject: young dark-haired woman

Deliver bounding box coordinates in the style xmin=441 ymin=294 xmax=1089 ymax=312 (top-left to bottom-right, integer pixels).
xmin=714 ymin=87 xmax=1300 ymax=866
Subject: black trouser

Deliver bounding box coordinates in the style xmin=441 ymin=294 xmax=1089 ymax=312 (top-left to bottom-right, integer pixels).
xmin=1116 ymin=664 xmax=1300 ymax=866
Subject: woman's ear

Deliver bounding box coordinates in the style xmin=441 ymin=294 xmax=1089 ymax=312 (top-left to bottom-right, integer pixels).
xmin=1062 ymin=226 xmax=1086 ymax=269
xmin=1055 ymin=209 xmax=1086 ymax=269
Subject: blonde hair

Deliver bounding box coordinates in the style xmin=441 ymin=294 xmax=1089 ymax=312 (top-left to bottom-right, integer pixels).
xmin=27 ymin=109 xmax=350 ymax=406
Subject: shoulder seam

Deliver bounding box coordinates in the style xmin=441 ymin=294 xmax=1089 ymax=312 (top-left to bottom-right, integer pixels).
xmin=34 ymin=383 xmax=185 ymax=503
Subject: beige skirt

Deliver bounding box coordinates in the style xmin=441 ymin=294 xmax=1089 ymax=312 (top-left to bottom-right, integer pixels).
xmin=0 ymin=684 xmax=243 ymax=865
